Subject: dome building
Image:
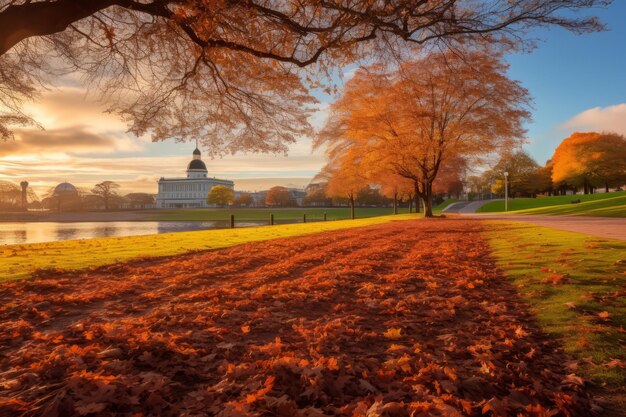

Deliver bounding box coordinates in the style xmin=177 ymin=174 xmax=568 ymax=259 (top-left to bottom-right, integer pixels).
xmin=156 ymin=145 xmax=234 ymax=209
xmin=54 ymin=182 xmax=78 ymax=196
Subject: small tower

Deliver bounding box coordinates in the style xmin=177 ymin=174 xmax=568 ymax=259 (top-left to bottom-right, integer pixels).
xmin=20 ymin=181 xmax=28 ymax=211
xmin=186 ymin=142 xmax=208 ymax=179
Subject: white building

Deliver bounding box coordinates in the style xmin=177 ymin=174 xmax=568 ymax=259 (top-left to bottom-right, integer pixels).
xmin=156 ymin=147 xmax=234 ymax=209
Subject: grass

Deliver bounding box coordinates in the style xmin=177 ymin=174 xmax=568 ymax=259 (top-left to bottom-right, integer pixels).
xmin=512 ymin=194 xmax=626 ymax=217
xmin=0 ymin=213 xmax=420 ymax=282
xmin=477 ymin=190 xmax=626 ymax=216
xmin=148 ymin=207 xmax=412 ymax=222
xmin=486 ymin=221 xmax=625 ymax=410
xmin=433 ymin=198 xmax=459 ymax=212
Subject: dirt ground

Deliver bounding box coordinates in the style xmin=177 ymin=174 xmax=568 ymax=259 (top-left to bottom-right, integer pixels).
xmin=0 ymin=219 xmax=595 ymax=416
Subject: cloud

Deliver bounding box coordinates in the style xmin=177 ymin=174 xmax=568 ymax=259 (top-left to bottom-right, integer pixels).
xmin=562 ymin=103 xmax=626 ymax=136
xmin=0 ymin=126 xmax=142 ymax=157
xmin=0 ymin=152 xmax=322 ymax=195
xmin=1 ymin=85 xmax=326 ymax=195
xmin=22 ymin=86 xmax=127 ymax=132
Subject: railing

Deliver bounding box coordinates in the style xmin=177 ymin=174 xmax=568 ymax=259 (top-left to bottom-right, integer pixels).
xmin=228 ymin=212 xmax=331 ymax=228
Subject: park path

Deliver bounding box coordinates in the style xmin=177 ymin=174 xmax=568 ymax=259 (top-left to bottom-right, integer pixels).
xmin=443 ymin=200 xmax=498 ymax=213
xmin=468 ymin=214 xmax=626 ymax=241
xmin=0 ymin=219 xmax=593 ymax=416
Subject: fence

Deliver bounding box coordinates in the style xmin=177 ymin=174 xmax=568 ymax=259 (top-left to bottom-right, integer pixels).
xmin=228 ymin=212 xmax=332 ymax=228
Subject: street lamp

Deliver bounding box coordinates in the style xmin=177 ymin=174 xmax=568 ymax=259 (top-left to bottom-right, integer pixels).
xmin=504 ymin=171 xmax=509 ymax=212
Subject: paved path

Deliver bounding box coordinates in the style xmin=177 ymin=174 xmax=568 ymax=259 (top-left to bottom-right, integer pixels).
xmin=443 ymin=200 xmax=499 ymax=213
xmin=468 ymin=214 xmax=626 ymax=241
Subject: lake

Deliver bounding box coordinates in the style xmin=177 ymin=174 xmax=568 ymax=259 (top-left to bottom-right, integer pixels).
xmin=0 ymin=221 xmax=265 ymax=245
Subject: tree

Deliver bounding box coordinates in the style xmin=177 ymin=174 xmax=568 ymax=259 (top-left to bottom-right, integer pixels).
xmin=552 ymin=132 xmax=626 ymax=194
xmin=91 ymin=181 xmax=120 ymax=210
xmin=356 ymin=187 xmax=389 ymax=207
xmin=207 ymin=185 xmax=234 ymax=207
xmin=125 ymin=192 xmax=155 ymax=208
xmin=303 ymin=184 xmax=332 ymax=207
xmin=234 ymin=192 xmax=254 ymax=208
xmin=317 ymin=48 xmax=530 ymax=217
xmin=491 ymin=150 xmax=541 ymax=197
xmin=377 ymin=172 xmax=415 ymax=214
xmin=319 ymin=152 xmax=368 ymax=219
xmin=265 ymin=186 xmax=294 ymax=207
xmin=0 ymin=1 xmax=608 ymax=147
xmin=533 ymin=162 xmax=555 ymax=196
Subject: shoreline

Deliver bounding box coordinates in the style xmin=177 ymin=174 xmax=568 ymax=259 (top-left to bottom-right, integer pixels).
xmin=0 ymin=210 xmax=157 ymax=223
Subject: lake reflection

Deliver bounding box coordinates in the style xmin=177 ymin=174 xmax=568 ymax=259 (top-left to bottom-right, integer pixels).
xmin=0 ymin=221 xmax=264 ymax=245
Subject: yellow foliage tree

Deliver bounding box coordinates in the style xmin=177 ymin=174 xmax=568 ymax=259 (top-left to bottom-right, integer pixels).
xmin=207 ymin=185 xmax=234 ymax=207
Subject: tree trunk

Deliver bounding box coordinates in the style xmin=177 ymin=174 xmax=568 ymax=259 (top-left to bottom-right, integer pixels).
xmin=422 ymin=181 xmax=433 ymax=218
xmin=583 ymin=179 xmax=589 ymax=195
xmin=350 ymin=196 xmax=355 ymax=219
xmin=393 ymin=192 xmax=398 ymax=215
xmin=423 ymin=196 xmax=433 ymax=217
xmin=408 ymin=198 xmax=413 ymax=213
xmin=413 ymin=182 xmax=421 ymax=213
xmin=0 ymin=0 xmax=130 ymax=56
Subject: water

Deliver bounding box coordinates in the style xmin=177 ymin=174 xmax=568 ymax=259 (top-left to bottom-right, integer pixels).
xmin=0 ymin=221 xmax=265 ymax=245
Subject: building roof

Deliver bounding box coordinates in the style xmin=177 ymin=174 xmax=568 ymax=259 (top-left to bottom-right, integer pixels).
xmin=187 ymin=159 xmax=207 ymax=171
xmin=54 ymin=182 xmax=78 ymax=195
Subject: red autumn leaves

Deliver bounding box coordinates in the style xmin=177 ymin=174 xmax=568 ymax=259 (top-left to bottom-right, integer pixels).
xmin=0 ymin=219 xmax=593 ymax=416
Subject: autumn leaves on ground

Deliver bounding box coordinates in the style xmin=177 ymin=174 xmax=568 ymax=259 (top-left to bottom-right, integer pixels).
xmin=0 ymin=219 xmax=600 ymax=416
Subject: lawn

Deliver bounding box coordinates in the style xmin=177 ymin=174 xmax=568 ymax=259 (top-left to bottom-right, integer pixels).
xmin=148 ymin=207 xmax=413 ymax=222
xmin=486 ymin=221 xmax=626 ymax=413
xmin=0 ymin=213 xmax=419 ymax=282
xmin=477 ymin=191 xmax=626 ymax=216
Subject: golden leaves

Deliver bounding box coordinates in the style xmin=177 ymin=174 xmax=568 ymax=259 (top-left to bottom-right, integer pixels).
xmin=0 ymin=219 xmax=596 ymax=416
xmin=383 ymin=328 xmax=403 ymax=340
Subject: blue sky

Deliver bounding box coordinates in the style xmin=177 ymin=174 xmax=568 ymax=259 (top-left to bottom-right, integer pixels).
xmin=1 ymin=2 xmax=625 ymax=195
xmin=506 ymin=0 xmax=626 ymax=164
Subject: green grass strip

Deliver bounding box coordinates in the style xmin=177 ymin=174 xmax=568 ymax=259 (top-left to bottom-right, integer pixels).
xmin=485 ymin=220 xmax=625 ymax=392
xmin=477 ymin=191 xmax=626 ymax=216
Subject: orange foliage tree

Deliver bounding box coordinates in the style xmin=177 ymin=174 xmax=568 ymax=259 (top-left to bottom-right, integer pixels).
xmin=0 ymin=1 xmax=607 ymax=148
xmin=317 ymin=49 xmax=530 ymax=217
xmin=318 ymin=151 xmax=368 ymax=219
xmin=378 ymin=172 xmax=415 ymax=214
xmin=552 ymin=132 xmax=626 ymax=194
xmin=265 ymin=186 xmax=294 ymax=207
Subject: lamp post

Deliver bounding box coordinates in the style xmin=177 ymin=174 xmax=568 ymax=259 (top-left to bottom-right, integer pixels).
xmin=504 ymin=172 xmax=509 ymax=212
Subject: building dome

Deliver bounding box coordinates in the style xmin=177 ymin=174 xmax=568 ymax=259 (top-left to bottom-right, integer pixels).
xmin=187 ymin=159 xmax=207 ymax=171
xmin=54 ymin=182 xmax=78 ymax=195
xmin=193 ymin=147 xmax=201 ymax=156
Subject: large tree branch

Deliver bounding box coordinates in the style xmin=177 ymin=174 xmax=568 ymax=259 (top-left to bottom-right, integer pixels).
xmin=0 ymin=0 xmax=172 ymax=55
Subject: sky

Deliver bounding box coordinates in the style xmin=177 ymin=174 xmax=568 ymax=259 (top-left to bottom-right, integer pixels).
xmin=1 ymin=2 xmax=625 ymax=197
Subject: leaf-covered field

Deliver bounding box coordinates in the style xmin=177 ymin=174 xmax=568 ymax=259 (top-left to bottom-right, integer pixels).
xmin=0 ymin=219 xmax=596 ymax=416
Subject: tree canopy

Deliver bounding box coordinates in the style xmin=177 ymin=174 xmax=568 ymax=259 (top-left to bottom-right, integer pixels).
xmin=207 ymin=184 xmax=234 ymax=207
xmin=265 ymin=186 xmax=295 ymax=207
xmin=0 ymin=0 xmax=610 ymax=153
xmin=316 ymin=48 xmax=530 ymax=216
xmin=552 ymin=132 xmax=626 ymax=194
